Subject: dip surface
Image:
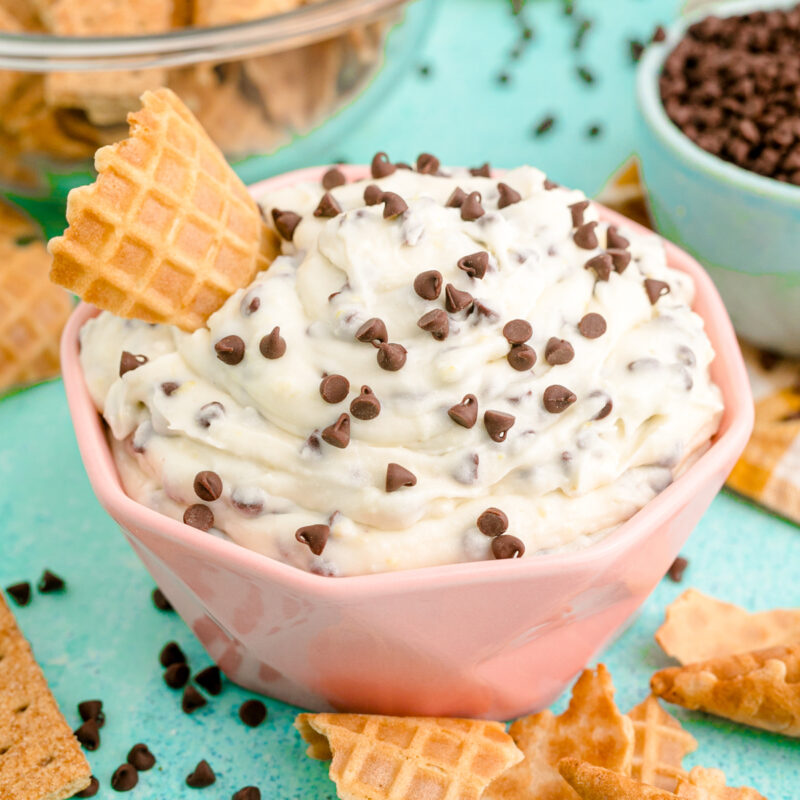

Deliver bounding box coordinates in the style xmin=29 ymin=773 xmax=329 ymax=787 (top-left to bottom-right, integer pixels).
xmin=80 ymin=163 xmax=723 ymax=575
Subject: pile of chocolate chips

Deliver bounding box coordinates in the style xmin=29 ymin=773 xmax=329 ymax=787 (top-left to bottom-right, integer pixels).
xmin=659 ymin=5 xmax=800 ymax=183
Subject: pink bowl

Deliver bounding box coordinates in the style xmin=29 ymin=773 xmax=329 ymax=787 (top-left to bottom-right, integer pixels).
xmin=60 ymin=165 xmax=753 ymax=719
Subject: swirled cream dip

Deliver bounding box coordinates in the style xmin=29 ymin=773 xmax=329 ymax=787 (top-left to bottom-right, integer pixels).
xmin=80 ymin=157 xmax=723 ymax=576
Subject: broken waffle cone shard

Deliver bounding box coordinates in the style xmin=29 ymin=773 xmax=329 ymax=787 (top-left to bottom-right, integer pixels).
xmin=627 ymin=695 xmax=697 ymax=792
xmin=676 ymin=767 xmax=768 ymax=800
xmin=484 ymin=664 xmax=634 ymax=800
xmin=295 ymin=712 xmax=523 ymax=800
xmin=48 ymin=87 xmax=279 ymax=332
xmin=651 ymin=644 xmax=800 ymax=737
xmin=655 ymin=589 xmax=800 ymax=665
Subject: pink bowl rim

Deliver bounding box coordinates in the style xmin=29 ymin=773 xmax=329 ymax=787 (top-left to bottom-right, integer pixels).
xmin=60 ymin=164 xmax=755 ymax=598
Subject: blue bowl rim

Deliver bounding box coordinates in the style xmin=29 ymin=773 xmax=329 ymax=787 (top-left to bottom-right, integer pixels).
xmin=636 ymin=0 xmax=800 ymax=207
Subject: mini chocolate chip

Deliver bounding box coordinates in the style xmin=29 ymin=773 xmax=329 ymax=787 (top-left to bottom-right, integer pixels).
xmin=350 ymin=386 xmax=381 ymax=420
xmin=164 ymin=663 xmax=190 ymax=689
xmin=507 ymin=344 xmax=537 ymax=371
xmin=492 ymin=534 xmax=525 ymax=559
xmin=364 ymin=184 xmax=384 ymax=206
xmin=161 ymin=381 xmax=179 ymax=396
xmin=313 ymin=192 xmax=342 ymax=218
xmin=607 ymin=226 xmax=629 ymax=249
xmin=568 ymin=200 xmax=590 ymax=227
xmin=194 ymin=666 xmax=222 ymax=696
xmin=644 ymin=279 xmax=670 ymax=304
xmin=111 ymin=764 xmax=138 ymax=792
xmin=413 ymin=270 xmax=443 ymax=300
xmin=484 ymin=410 xmax=515 ymax=442
xmin=382 ymin=191 xmax=408 ymax=219
xmin=322 ymin=414 xmax=350 ymax=448
xmin=543 ymin=178 xmax=558 ymax=190
xmin=445 ymin=187 xmax=467 ymax=208
xmin=460 ymin=191 xmax=485 ymax=222
xmin=445 ymin=284 xmax=473 ymax=313
xmin=160 ymin=641 xmax=186 ymax=668
xmin=584 ymin=253 xmax=612 ymax=281
xmin=577 ymin=65 xmax=595 ymax=84
xmin=74 ymin=718 xmax=100 ymax=750
xmin=417 ymin=152 xmax=441 ymax=174
xmin=545 ymin=337 xmax=574 ymax=365
xmin=667 ymin=556 xmax=689 ymax=582
xmin=259 ymin=327 xmax=287 ymax=360
xmin=471 ymin=301 xmax=498 ymax=322
xmin=371 ymin=151 xmax=396 ymax=178
xmin=448 ymin=394 xmax=478 ymax=428
xmin=186 ymin=760 xmax=216 ymax=788
xmin=594 ymin=398 xmax=613 ymax=420
xmin=470 ymin=162 xmax=491 ymax=177
xmin=184 ymin=504 xmax=214 ymax=531
xmin=651 ymin=24 xmax=666 ymax=42
xmin=578 ymin=313 xmax=607 ymax=339
xmin=543 ymin=385 xmax=577 ymax=413
xmin=356 ymin=317 xmax=388 ymax=344
xmin=296 ymin=524 xmax=329 ymax=556
xmin=76 ymin=776 xmax=99 ymax=797
xmin=386 ymin=463 xmax=417 ymax=492
xmin=37 ymin=569 xmax=65 ymax=593
xmin=127 ymin=743 xmax=156 ymax=771
xmin=497 ymin=182 xmax=521 ymax=208
xmin=573 ymin=221 xmax=598 ymax=249
xmin=322 ymin=167 xmax=346 ymax=189
xmin=239 ymin=700 xmax=268 ymax=728
xmin=477 ymin=508 xmax=508 ymax=537
xmin=182 ymin=685 xmax=207 ymax=714
xmin=194 ymin=471 xmax=222 ymax=502
xmin=629 ymin=39 xmax=645 ymax=62
xmin=608 ymin=248 xmax=631 ymax=273
xmin=417 ymin=309 xmax=449 ymax=340
xmin=320 ymin=374 xmax=350 ymax=404
xmin=587 ymin=124 xmax=602 ymax=138
xmin=233 ymin=788 xmax=261 ymax=800
xmin=377 ymin=343 xmax=407 ymax=371
xmin=6 ymin=582 xmax=31 ymax=606
xmin=535 ymin=116 xmax=556 ymax=136
xmin=78 ymin=700 xmax=104 ymax=728
xmin=152 ymin=588 xmax=173 ymax=611
xmin=457 ymin=251 xmax=489 ymax=279
xmin=119 ymin=351 xmax=148 ymax=377
xmin=271 ymin=209 xmax=301 ymax=241
xmin=215 ymin=335 xmax=245 ymax=365
xmin=503 ymin=319 xmax=532 ymax=344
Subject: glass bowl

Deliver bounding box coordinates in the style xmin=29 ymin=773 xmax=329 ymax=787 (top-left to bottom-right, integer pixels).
xmin=0 ymin=0 xmax=433 ymax=214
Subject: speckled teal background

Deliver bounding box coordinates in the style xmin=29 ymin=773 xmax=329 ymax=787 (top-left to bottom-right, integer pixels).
xmin=2 ymin=1 xmax=799 ymax=797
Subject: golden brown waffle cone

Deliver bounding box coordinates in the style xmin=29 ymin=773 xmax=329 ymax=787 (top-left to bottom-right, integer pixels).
xmin=656 ymin=589 xmax=800 ymax=665
xmin=485 ymin=665 xmax=634 ymax=800
xmin=49 ymin=88 xmax=279 ymax=332
xmin=193 ymin=0 xmax=301 ymax=26
xmin=295 ymin=712 xmax=523 ymax=800
xmin=558 ymin=760 xmax=767 ymax=800
xmin=0 ymin=203 xmax=72 ymax=393
xmin=651 ymin=644 xmax=800 ymax=737
xmin=627 ymin=695 xmax=697 ymax=792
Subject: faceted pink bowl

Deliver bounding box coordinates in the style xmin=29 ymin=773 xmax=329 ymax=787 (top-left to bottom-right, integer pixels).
xmin=60 ymin=166 xmax=753 ymax=719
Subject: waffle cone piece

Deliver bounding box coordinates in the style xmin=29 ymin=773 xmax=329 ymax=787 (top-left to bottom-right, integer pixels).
xmin=295 ymin=712 xmax=523 ymax=800
xmin=484 ymin=665 xmax=634 ymax=800
xmin=651 ymin=644 xmax=800 ymax=737
xmin=49 ymin=88 xmax=279 ymax=332
xmin=627 ymin=695 xmax=697 ymax=792
xmin=656 ymin=589 xmax=800 ymax=665
xmin=558 ymin=760 xmax=767 ymax=800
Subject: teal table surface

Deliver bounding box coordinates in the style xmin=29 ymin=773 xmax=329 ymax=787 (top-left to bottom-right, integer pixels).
xmin=3 ymin=1 xmax=799 ymax=798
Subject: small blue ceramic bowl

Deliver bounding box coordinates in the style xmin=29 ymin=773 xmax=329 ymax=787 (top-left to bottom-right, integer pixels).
xmin=636 ymin=0 xmax=800 ymax=355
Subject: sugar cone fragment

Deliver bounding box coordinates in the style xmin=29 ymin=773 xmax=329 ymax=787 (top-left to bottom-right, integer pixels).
xmin=49 ymin=88 xmax=278 ymax=331
xmin=295 ymin=712 xmax=523 ymax=800
xmin=651 ymin=644 xmax=800 ymax=737
xmin=656 ymin=589 xmax=800 ymax=665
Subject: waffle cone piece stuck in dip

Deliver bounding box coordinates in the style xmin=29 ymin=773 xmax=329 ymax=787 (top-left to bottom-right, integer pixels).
xmin=49 ymin=87 xmax=278 ymax=331
xmin=627 ymin=695 xmax=697 ymax=793
xmin=295 ymin=712 xmax=523 ymax=800
xmin=651 ymin=644 xmax=800 ymax=738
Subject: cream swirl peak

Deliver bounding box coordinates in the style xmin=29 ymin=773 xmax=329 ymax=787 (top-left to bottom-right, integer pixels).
xmin=80 ymin=156 xmax=723 ymax=576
